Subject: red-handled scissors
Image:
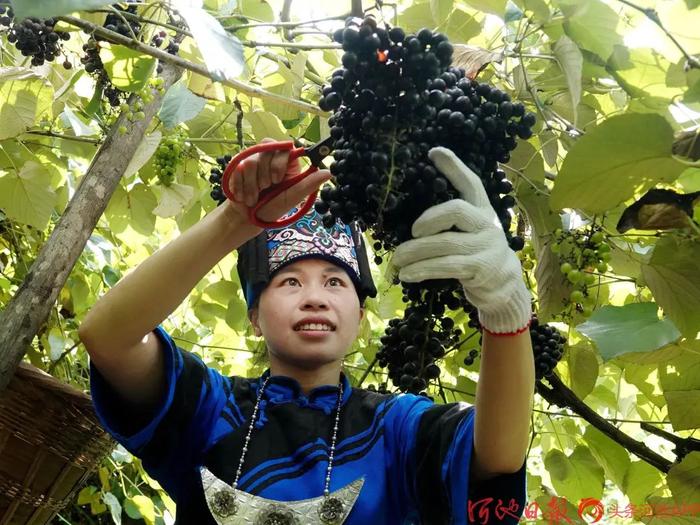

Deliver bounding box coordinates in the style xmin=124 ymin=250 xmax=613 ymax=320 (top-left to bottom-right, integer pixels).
xmin=221 ymin=137 xmax=333 ymax=229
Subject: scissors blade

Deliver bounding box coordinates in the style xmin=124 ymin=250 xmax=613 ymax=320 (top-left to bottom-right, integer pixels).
xmin=304 ymin=136 xmax=334 ymax=167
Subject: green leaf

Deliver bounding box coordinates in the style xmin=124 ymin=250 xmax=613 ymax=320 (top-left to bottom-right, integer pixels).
xmin=246 ymin=111 xmax=289 ymax=141
xmin=462 ymin=0 xmax=507 ymax=15
xmin=238 ymin=0 xmax=274 ymax=22
xmin=226 ymin=296 xmax=248 ymax=332
xmin=641 ymin=235 xmax=700 ymax=339
xmin=550 ymin=113 xmax=685 ymax=213
xmin=686 ymin=0 xmax=700 ymax=8
xmin=77 ymin=486 xmax=97 ymax=506
xmin=0 ymin=161 xmax=56 ymax=230
xmin=129 ymin=494 xmax=156 ymax=525
xmin=101 ymin=265 xmax=121 ymax=287
xmin=552 ymin=35 xmax=582 ymax=126
xmin=607 ymin=47 xmax=681 ymax=100
xmin=158 ymin=80 xmax=207 ymax=129
xmin=658 ymin=341 xmax=700 ymax=430
xmin=578 ymin=303 xmax=681 ymax=361
xmin=399 ymin=3 xmax=435 ymax=32
xmin=622 ymin=460 xmax=664 ymax=505
xmin=442 ymin=8 xmax=481 ymax=43
xmin=102 ymin=492 xmax=122 ymax=525
xmin=667 ymin=452 xmax=700 ymax=504
xmin=566 ymin=343 xmax=598 ymax=399
xmin=664 ymin=390 xmax=700 ymax=431
xmin=263 ymin=54 xmax=307 ymax=121
xmin=430 ymin=0 xmax=454 ymax=25
xmin=544 ymin=446 xmax=605 ymax=503
xmin=99 ymin=43 xmax=156 ymax=92
xmin=583 ymin=425 xmax=630 ymax=489
xmin=0 ymin=67 xmax=54 ymax=140
xmin=9 ymin=0 xmax=114 ymax=20
xmin=205 ymin=280 xmax=238 ymax=305
xmin=540 ymin=129 xmax=558 ymax=167
xmin=512 ymin=0 xmax=550 ymax=21
xmin=177 ymin=4 xmax=245 ymax=81
xmin=557 ymin=0 xmax=622 ymax=61
xmin=153 ymin=183 xmax=195 ymax=218
xmin=658 ymin=342 xmax=700 ymax=392
xmin=513 ymin=174 xmax=569 ymax=322
xmin=124 ymin=131 xmax=162 ymax=179
xmin=61 ymin=105 xmax=99 ymax=136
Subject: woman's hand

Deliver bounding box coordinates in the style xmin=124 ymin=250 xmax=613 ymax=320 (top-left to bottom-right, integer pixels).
xmin=390 ymin=147 xmax=532 ymax=335
xmin=223 ymin=138 xmax=331 ymax=227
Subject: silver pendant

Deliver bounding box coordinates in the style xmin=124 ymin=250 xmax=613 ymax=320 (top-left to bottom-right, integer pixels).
xmin=201 ymin=467 xmax=364 ymax=525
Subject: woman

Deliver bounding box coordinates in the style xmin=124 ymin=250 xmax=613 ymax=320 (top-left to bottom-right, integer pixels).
xmin=79 ymin=142 xmax=535 ymax=524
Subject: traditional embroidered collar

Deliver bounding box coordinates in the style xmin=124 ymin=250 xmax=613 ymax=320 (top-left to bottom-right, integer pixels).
xmin=250 ymin=369 xmax=353 ymax=414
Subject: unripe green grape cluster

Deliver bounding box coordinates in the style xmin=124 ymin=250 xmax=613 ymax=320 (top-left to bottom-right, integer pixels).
xmin=550 ymin=227 xmax=611 ymax=317
xmin=154 ymin=128 xmax=186 ymax=186
xmin=516 ymin=242 xmax=536 ymax=271
xmin=117 ymin=77 xmax=166 ymax=135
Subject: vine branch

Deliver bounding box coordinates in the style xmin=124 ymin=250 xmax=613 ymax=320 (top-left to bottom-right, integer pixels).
xmin=616 ymin=0 xmax=700 ymax=69
xmin=536 ymin=373 xmax=672 ymax=473
xmin=57 ymin=15 xmax=323 ymax=115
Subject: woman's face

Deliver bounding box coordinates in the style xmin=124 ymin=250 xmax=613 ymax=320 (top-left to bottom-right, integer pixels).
xmin=249 ymin=258 xmax=365 ymax=369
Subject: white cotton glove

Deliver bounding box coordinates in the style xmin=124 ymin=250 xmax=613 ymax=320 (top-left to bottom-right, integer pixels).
xmin=391 ymin=147 xmax=532 ymax=335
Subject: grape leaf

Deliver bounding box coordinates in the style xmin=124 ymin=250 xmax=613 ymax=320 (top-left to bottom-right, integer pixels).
xmin=550 ymin=113 xmax=686 ymax=213
xmin=641 ymin=235 xmax=700 ymax=338
xmin=174 ymin=0 xmax=245 ymax=81
xmin=430 ymin=0 xmax=454 ymax=26
xmin=99 ymin=43 xmax=156 ymax=92
xmin=158 ymin=79 xmax=207 ymax=128
xmin=552 ymin=35 xmax=582 ymax=126
xmin=667 ymin=452 xmax=700 ymax=504
xmin=0 ymin=67 xmax=54 ymax=140
xmin=578 ymin=302 xmax=681 ymax=361
xmin=557 ymin=0 xmax=622 ymax=61
xmin=0 ymin=161 xmax=56 ymax=229
xmin=9 ymin=0 xmax=115 ymax=20
xmin=544 ymin=446 xmax=605 ymax=504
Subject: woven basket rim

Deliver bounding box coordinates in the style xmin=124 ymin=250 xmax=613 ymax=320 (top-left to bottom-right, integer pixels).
xmin=13 ymin=361 xmax=92 ymax=408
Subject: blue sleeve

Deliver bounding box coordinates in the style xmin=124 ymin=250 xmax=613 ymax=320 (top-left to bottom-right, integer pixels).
xmin=385 ymin=394 xmax=527 ymax=524
xmin=89 ymin=325 xmax=231 ymax=495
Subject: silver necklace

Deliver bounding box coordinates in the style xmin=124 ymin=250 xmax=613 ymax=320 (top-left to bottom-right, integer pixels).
xmin=201 ymin=373 xmax=364 ymax=524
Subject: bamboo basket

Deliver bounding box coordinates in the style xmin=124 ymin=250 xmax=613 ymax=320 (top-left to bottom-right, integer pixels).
xmin=0 ymin=361 xmax=114 ymax=525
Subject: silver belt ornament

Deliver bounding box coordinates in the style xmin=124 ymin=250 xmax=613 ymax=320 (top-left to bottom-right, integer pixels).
xmin=201 ymin=466 xmax=364 ymax=524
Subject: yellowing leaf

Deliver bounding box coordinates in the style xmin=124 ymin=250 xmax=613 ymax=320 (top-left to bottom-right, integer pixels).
xmin=99 ymin=42 xmax=156 ymax=92
xmin=642 ymin=235 xmax=700 ymax=338
xmin=551 ymin=113 xmax=685 ymax=213
xmin=0 ymin=67 xmax=54 ymax=140
xmin=0 ymin=161 xmax=56 ymax=230
xmin=552 ymin=35 xmax=583 ymax=126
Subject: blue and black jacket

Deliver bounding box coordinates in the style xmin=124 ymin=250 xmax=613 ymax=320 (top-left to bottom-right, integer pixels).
xmin=90 ymin=325 xmax=527 ymax=524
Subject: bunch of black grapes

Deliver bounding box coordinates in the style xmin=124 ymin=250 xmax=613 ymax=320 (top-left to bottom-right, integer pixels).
xmin=209 ymin=155 xmax=234 ymax=203
xmin=103 ymin=1 xmax=141 ymax=38
xmin=0 ymin=4 xmax=71 ymax=68
xmin=315 ymin=16 xmax=534 ymax=253
xmin=376 ymin=279 xmax=482 ymax=394
xmin=79 ymin=1 xmax=179 ymax=107
xmin=314 ymin=17 xmax=535 ymax=395
xmin=529 ymin=316 xmax=566 ymax=382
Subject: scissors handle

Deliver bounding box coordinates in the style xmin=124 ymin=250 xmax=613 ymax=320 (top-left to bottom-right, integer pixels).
xmin=221 ymin=141 xmax=320 ymax=229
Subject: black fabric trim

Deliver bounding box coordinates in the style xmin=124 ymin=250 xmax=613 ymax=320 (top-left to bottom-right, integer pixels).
xmin=220 ymin=409 xmax=238 ymax=431
xmin=414 ymin=404 xmax=474 ymax=525
xmin=239 ymin=393 xmax=396 ymax=491
xmin=251 ymin=425 xmax=386 ymax=493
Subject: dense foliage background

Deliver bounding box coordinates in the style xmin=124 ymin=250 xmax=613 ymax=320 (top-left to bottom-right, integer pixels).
xmin=0 ymin=0 xmax=699 ymax=523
